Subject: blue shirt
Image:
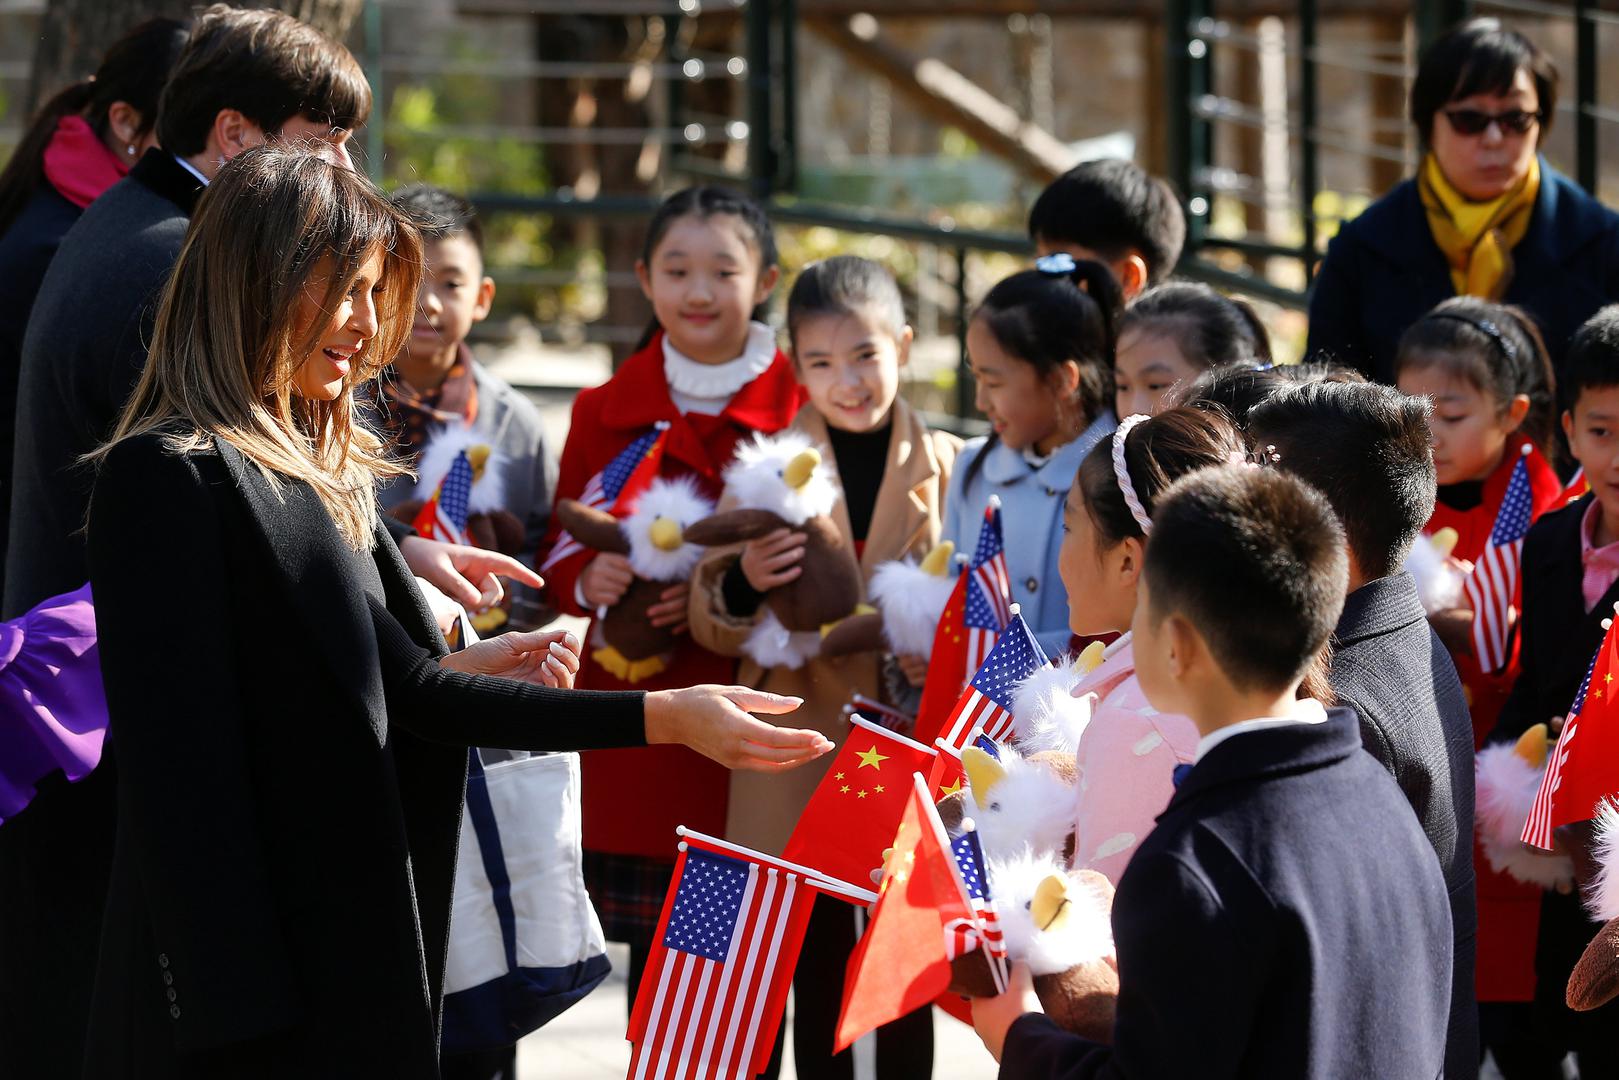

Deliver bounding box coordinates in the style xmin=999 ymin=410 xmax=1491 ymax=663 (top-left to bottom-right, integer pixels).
xmin=940 ymin=412 xmax=1116 ymax=657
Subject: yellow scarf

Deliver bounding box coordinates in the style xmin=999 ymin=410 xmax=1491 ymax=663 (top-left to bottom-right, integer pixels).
xmin=1418 ymin=153 xmax=1540 ymax=299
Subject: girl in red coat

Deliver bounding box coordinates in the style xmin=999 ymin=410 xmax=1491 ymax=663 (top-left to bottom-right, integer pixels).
xmin=541 ymin=187 xmax=805 ymax=1005
xmin=1396 ymin=298 xmax=1566 ymax=1078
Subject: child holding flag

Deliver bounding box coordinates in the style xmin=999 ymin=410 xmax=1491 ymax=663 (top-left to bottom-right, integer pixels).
xmin=1393 ymin=297 xmax=1566 ymax=1072
xmin=371 ymin=185 xmax=558 ymax=631
xmin=688 ymin=255 xmax=958 ymax=1078
xmin=540 ymin=187 xmax=804 ymax=1010
xmin=1490 ymin=306 xmax=1619 ymax=1073
xmin=942 ymin=255 xmax=1121 ymax=658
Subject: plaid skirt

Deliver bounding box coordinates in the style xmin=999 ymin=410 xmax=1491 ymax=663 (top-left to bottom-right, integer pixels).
xmin=582 ymin=850 xmax=676 ymax=945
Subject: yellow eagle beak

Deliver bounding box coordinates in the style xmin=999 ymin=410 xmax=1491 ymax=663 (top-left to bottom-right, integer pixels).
xmin=1430 ymin=526 xmax=1459 ymax=560
xmin=1030 ymin=874 xmax=1072 ymax=933
xmin=1514 ymin=722 xmax=1550 ymax=769
xmin=962 ymin=747 xmax=1007 ymax=801
xmin=649 ymin=516 xmax=684 ymax=552
xmin=467 ymin=444 xmax=492 ymax=482
xmin=920 ymin=541 xmax=956 ymax=577
xmin=783 ymin=448 xmax=821 ymax=491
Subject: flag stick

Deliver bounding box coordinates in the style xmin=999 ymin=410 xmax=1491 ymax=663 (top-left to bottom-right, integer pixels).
xmin=675 ymin=827 xmax=878 ymax=904
xmin=848 ymin=713 xmax=937 ymax=757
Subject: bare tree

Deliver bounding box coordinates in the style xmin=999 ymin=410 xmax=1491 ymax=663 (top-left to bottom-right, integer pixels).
xmin=26 ymin=0 xmax=367 ymax=113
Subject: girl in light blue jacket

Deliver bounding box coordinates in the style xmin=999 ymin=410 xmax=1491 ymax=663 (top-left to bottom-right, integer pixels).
xmin=942 ymin=254 xmax=1120 ymax=656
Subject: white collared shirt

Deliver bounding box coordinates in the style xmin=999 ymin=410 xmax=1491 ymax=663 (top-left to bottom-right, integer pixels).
xmin=1193 ymin=697 xmax=1330 ymax=763
xmin=173 ymin=154 xmax=211 ymax=187
xmin=662 ymin=321 xmax=777 ymax=415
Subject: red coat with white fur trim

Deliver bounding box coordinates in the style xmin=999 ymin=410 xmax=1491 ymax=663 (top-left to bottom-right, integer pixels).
xmin=541 ymin=333 xmax=804 ymax=857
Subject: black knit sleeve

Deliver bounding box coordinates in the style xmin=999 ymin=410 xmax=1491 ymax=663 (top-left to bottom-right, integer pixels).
xmin=369 ymin=595 xmax=647 ymax=752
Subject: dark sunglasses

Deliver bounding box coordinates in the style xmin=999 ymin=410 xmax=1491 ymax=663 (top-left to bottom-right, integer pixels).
xmin=1443 ymin=108 xmax=1541 ymax=136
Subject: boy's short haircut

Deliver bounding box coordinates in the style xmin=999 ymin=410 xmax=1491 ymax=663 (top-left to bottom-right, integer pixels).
xmin=157 ymin=4 xmax=371 ymax=159
xmin=390 ymin=183 xmax=484 ymax=254
xmin=1247 ymin=380 xmax=1436 ymax=583
xmin=1027 ymin=159 xmax=1187 ymax=285
xmin=1146 ymin=465 xmax=1349 ymax=692
xmin=1560 ymin=305 xmax=1619 ymax=412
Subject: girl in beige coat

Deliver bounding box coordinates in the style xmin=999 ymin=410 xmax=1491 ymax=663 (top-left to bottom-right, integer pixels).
xmin=688 ymin=257 xmax=957 ymax=1079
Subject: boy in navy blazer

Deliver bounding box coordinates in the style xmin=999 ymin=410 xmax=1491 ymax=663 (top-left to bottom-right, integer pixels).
xmin=973 ymin=465 xmax=1453 ymax=1079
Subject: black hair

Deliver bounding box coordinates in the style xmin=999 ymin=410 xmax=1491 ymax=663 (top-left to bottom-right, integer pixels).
xmin=1173 ymin=362 xmax=1289 ymax=428
xmin=1119 ymin=282 xmax=1271 ymax=374
xmin=1248 ymin=380 xmax=1437 ymax=582
xmin=963 ymin=258 xmax=1123 ymax=490
xmin=786 ymin=255 xmax=906 ymax=354
xmin=1076 ymin=406 xmax=1246 ymax=548
xmin=156 ymin=4 xmax=371 ymax=159
xmin=1145 ymin=465 xmax=1349 ymax=693
xmin=390 ymin=183 xmax=484 ymax=254
xmin=1561 ymin=305 xmax=1619 ymax=413
xmin=1027 ymin=159 xmax=1187 ymax=286
xmin=1395 ymin=297 xmax=1558 ymax=463
xmin=1410 ymin=17 xmax=1558 ymax=145
xmin=633 ymin=185 xmax=778 ymax=353
xmin=0 ymin=17 xmax=188 ymax=235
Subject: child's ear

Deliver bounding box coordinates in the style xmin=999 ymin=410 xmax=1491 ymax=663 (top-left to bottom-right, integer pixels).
xmin=754 ymin=264 xmax=782 ymax=305
xmin=896 ymin=325 xmax=915 ymax=367
xmin=1049 ymin=359 xmax=1082 ymax=399
xmin=472 ymin=276 xmax=496 ymax=323
xmin=1164 ymin=613 xmax=1197 ymax=681
xmin=1115 ymin=254 xmax=1149 ymax=301
xmin=1116 ymin=536 xmax=1145 ymax=588
xmin=635 ymin=259 xmax=654 ymax=303
xmin=1505 ymin=393 xmax=1532 ymax=432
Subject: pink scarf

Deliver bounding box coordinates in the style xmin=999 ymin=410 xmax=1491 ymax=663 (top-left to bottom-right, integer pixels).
xmin=41 ymin=116 xmax=128 ymax=210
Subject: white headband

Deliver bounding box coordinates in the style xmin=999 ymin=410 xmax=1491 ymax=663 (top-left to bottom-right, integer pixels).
xmin=1112 ymin=414 xmax=1153 ymax=535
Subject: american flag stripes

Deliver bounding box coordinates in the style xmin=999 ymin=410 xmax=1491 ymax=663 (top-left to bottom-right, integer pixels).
xmin=845 ymin=693 xmax=914 ymax=734
xmin=411 ymin=449 xmax=474 ymax=545
xmin=1465 ymin=446 xmax=1534 ymax=674
xmin=945 ymin=826 xmax=1007 ymax=992
xmin=542 ymin=422 xmax=669 ymax=572
xmin=1523 ymin=645 xmax=1599 ymax=850
xmin=1523 ymin=612 xmax=1619 ymax=851
xmin=940 ymin=609 xmax=1049 ymax=750
xmin=963 ymin=498 xmax=1012 ymax=678
xmin=627 ymin=841 xmax=818 ymax=1080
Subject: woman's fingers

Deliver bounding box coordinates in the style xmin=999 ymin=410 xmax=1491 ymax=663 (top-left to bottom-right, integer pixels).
xmin=720 ymin=688 xmax=806 ymax=717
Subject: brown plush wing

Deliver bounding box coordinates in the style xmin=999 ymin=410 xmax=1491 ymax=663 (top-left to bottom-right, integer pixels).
xmin=819 ymin=612 xmax=886 ymax=658
xmin=1568 ymin=917 xmax=1619 ymax=1011
xmin=555 ymin=498 xmax=630 ymax=555
xmin=682 ymin=508 xmax=790 ymax=547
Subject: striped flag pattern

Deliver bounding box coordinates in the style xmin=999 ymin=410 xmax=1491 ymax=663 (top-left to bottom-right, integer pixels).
xmin=945 ymin=827 xmax=1008 ymax=992
xmin=1523 ymin=615 xmax=1619 ymax=850
xmin=411 ymin=449 xmax=474 ymax=546
xmin=940 ymin=610 xmax=1049 ymax=751
xmin=846 ymin=693 xmax=914 ymax=734
xmin=627 ymin=842 xmax=817 ymax=1080
xmin=1465 ymin=447 xmax=1534 ymax=674
xmin=963 ymin=499 xmax=1012 ymax=678
xmin=542 ymin=422 xmax=669 ymax=572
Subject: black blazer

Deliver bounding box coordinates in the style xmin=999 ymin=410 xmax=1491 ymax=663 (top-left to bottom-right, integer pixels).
xmin=1328 ymin=570 xmax=1478 ymax=1080
xmin=0 ymin=183 xmax=81 ymax=568
xmin=1000 ymin=710 xmax=1453 ymax=1080
xmin=82 ymin=432 xmax=648 ymax=1077
xmin=1492 ymin=494 xmax=1619 ymax=1052
xmin=5 ymin=149 xmax=205 ymax=618
xmin=1306 ymin=159 xmax=1619 ymax=383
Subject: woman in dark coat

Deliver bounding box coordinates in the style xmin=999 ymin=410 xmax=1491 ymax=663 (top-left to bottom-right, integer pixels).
xmin=1307 ymin=18 xmax=1619 ymax=383
xmin=80 ymin=144 xmax=830 ymax=1078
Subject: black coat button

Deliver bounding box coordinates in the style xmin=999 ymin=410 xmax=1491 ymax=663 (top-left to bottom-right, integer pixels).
xmin=169 ymin=1005 xmax=181 ymax=1019
xmin=163 ymin=972 xmax=173 ymax=986
xmin=158 ymin=953 xmax=169 ymax=969
xmin=166 ymin=988 xmax=177 ymax=1002
xmin=1025 ymin=577 xmax=1038 ymax=592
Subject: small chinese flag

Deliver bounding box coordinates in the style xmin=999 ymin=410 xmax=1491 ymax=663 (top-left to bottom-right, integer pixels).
xmin=834 ymin=773 xmax=973 ymax=1052
xmin=783 ymin=715 xmax=937 ymax=889
xmin=928 ymin=738 xmax=968 ymax=802
xmin=913 ymin=573 xmax=969 ymax=745
xmin=1524 ymin=611 xmax=1619 ymax=848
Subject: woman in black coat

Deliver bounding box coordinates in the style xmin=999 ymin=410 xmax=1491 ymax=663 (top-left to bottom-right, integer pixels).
xmin=80 ymin=144 xmax=830 ymax=1078
xmin=1307 ymin=18 xmax=1619 ymax=383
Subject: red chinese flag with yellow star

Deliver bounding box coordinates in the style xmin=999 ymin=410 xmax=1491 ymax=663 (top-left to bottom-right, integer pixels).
xmin=1524 ymin=613 xmax=1619 ymax=848
xmin=913 ymin=573 xmax=970 ymax=746
xmin=834 ymin=773 xmax=970 ymax=1052
xmin=782 ymin=715 xmax=937 ymax=889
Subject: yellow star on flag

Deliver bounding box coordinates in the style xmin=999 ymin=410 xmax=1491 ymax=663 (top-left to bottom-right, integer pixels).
xmin=874 ymin=785 xmax=885 ymax=794
xmin=857 ymin=790 xmax=868 ymax=799
xmin=834 ymin=771 xmax=846 ymax=780
xmin=856 ymin=745 xmax=889 ymax=770
xmin=939 ymin=778 xmax=962 ymax=797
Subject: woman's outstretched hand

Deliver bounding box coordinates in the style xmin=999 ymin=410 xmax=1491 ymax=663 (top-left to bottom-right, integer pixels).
xmin=644 ymin=686 xmax=832 ymax=771
xmin=442 ymin=629 xmax=581 ymax=688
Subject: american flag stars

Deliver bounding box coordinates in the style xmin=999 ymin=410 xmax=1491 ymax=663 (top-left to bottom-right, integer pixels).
xmin=662 ymin=849 xmax=749 ymax=962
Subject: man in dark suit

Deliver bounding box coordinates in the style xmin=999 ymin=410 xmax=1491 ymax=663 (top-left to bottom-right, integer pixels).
xmin=975 ymin=466 xmax=1453 ymax=1079
xmin=1250 ymin=379 xmax=1479 ymax=1080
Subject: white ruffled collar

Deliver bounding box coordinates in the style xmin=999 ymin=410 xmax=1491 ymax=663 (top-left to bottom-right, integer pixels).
xmin=662 ymin=322 xmax=778 ymax=400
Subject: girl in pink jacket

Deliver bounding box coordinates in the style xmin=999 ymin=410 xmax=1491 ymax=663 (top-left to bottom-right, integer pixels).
xmin=1056 ymin=406 xmax=1248 ymax=883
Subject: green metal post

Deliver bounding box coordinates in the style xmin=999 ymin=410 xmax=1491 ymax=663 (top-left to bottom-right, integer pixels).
xmin=1415 ymin=0 xmax=1470 ymax=53
xmin=1576 ymin=0 xmax=1597 ymax=193
xmin=955 ymin=246 xmax=973 ymax=422
xmin=779 ymin=0 xmax=798 ymax=194
xmin=364 ymin=0 xmax=384 ymax=183
xmin=746 ymin=0 xmax=775 ymax=198
xmin=1299 ymin=0 xmax=1319 ymax=279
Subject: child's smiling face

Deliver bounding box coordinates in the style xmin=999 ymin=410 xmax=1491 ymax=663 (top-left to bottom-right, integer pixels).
xmin=636 ymin=213 xmax=779 ymax=365
xmin=1564 ymin=385 xmax=1619 ymax=538
xmin=967 ymin=316 xmax=1077 ymax=454
xmin=793 ymin=309 xmax=908 ymax=434
xmin=402 ymin=233 xmax=494 ymax=371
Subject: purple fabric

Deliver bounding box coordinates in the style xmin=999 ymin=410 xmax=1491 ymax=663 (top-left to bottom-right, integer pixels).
xmin=0 ymin=584 xmax=105 ymax=824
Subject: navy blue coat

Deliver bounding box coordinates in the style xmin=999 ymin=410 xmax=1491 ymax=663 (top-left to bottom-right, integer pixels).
xmin=999 ymin=709 xmax=1453 ymax=1080
xmin=1306 ymin=159 xmax=1619 ymax=383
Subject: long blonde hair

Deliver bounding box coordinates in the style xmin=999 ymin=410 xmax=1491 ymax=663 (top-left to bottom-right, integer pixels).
xmin=98 ymin=143 xmax=422 ymax=549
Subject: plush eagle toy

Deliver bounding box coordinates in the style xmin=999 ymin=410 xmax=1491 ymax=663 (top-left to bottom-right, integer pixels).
xmin=820 ymin=542 xmax=958 ymax=660
xmin=1568 ymin=798 xmax=1619 ymax=1011
xmin=554 ymin=476 xmax=714 ymax=683
xmin=684 ymin=430 xmax=863 ymax=669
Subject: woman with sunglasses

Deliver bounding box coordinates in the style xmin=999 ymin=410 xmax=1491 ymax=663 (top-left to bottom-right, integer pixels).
xmin=1308 ymin=17 xmax=1619 ymax=385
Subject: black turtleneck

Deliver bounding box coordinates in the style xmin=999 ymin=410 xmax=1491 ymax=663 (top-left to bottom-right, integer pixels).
xmin=827 ymin=421 xmax=892 ymax=544
xmin=1436 ymin=479 xmax=1486 ymax=513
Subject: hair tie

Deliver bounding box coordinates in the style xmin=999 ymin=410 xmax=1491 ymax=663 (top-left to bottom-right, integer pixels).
xmin=1425 ymin=311 xmax=1518 ymax=364
xmin=1112 ymin=414 xmax=1154 ymax=536
xmin=1035 ymin=252 xmax=1077 ymax=277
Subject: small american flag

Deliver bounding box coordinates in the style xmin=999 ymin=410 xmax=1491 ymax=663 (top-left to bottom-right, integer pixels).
xmin=963 ymin=499 xmax=1012 ymax=678
xmin=412 ymin=449 xmax=474 ymax=545
xmin=940 ymin=611 xmax=1049 ymax=750
xmin=945 ymin=828 xmax=1008 ymax=992
xmin=542 ymin=422 xmax=668 ymax=572
xmin=1465 ymin=446 xmax=1534 ymax=674
xmin=627 ymin=845 xmax=814 ymax=1080
xmin=1523 ymin=644 xmax=1600 ymax=849
xmin=847 ymin=693 xmax=914 ymax=734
